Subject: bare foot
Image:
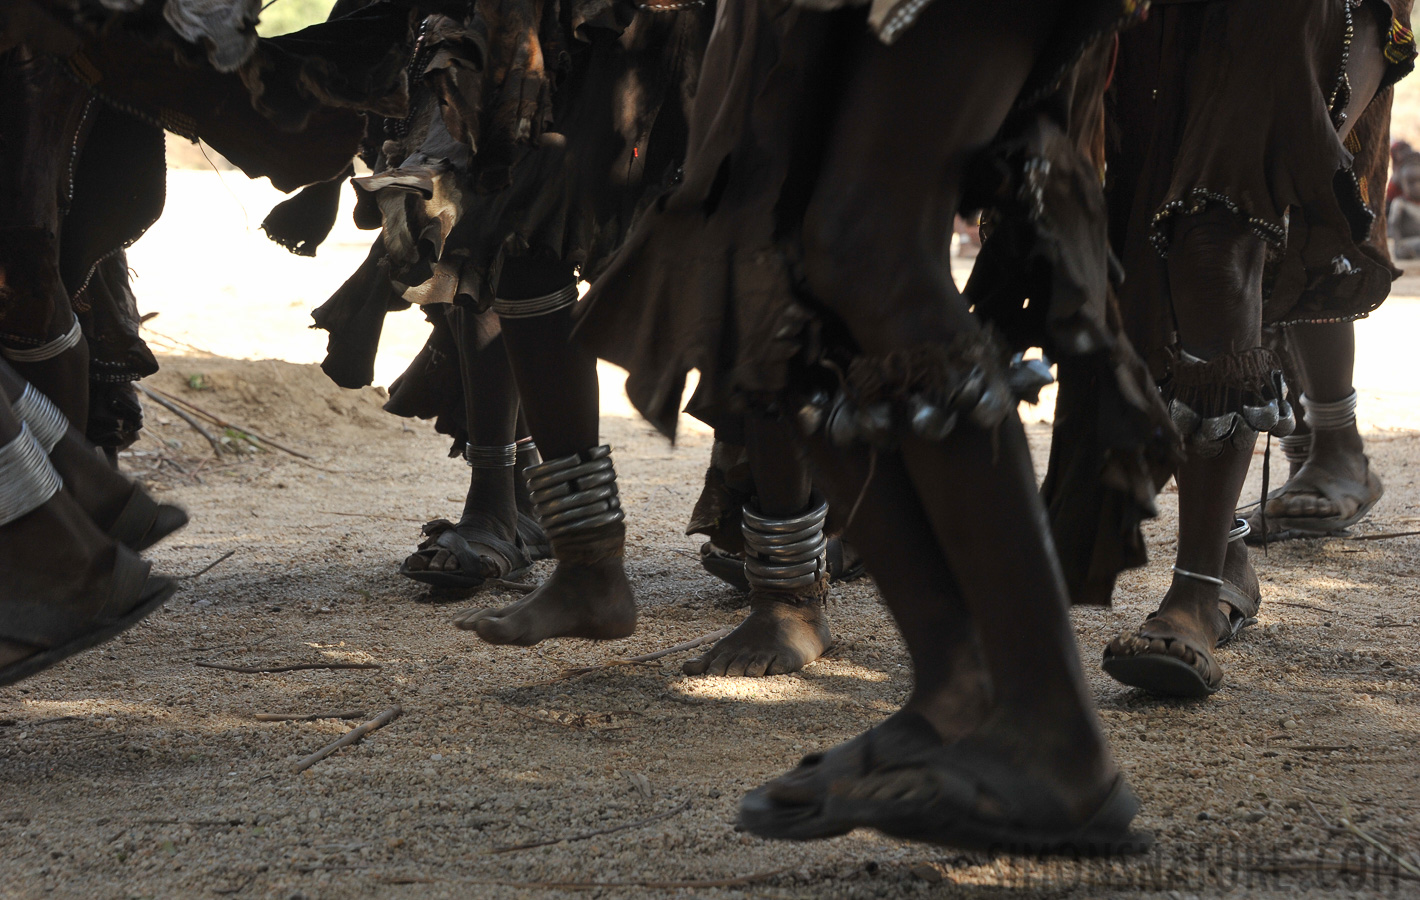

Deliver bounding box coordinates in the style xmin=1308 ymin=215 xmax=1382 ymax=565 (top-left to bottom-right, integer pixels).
xmin=452 ymin=557 xmax=635 ymax=644
xmin=683 ymin=598 xmax=830 ymax=676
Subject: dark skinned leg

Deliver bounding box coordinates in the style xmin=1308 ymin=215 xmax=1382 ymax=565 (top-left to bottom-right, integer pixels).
xmin=1132 ymin=210 xmax=1264 ymax=672
xmin=1255 ymin=14 xmax=1385 ymax=528
xmin=789 ymin=0 xmax=1116 ymax=818
xmin=0 ymin=356 xmax=136 ymax=532
xmin=683 ymin=415 xmax=832 ymax=677
xmin=0 ymin=379 xmax=145 ymax=673
xmin=803 ymin=438 xmax=991 ymax=737
xmin=9 ymin=337 xmax=89 ymax=430
xmin=455 ymin=259 xmax=634 ymax=643
xmin=404 ymin=305 xmax=525 ymax=579
xmin=1267 ymin=321 xmax=1380 ymax=522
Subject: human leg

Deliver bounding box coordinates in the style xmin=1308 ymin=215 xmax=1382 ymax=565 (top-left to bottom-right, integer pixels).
xmin=453 ymin=259 xmax=635 ymax=643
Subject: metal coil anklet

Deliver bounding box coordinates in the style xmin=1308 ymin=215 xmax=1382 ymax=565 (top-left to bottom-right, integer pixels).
xmin=0 ymin=424 xmax=63 ymax=527
xmin=464 ymin=443 xmax=518 ymax=468
xmin=526 ymin=445 xmax=625 ymax=561
xmin=741 ymin=497 xmax=829 ymax=598
xmin=1300 ymin=390 xmax=1358 ymax=432
xmin=1 ymin=319 xmax=82 ymax=363
xmin=11 ymin=384 xmax=68 ymax=453
xmin=1279 ymin=433 xmax=1312 ymax=466
xmin=491 ymin=284 xmax=578 ymax=320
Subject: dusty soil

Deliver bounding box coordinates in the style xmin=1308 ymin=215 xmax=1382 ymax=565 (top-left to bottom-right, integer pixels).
xmin=1 ymin=173 xmax=1419 ymax=900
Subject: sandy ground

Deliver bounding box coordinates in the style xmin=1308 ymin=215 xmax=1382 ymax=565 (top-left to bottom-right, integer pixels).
xmin=1 ymin=170 xmax=1418 ymax=899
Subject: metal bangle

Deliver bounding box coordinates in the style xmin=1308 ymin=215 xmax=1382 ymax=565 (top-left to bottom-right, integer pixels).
xmin=1279 ymin=433 xmax=1312 ymax=465
xmin=11 ymin=384 xmax=68 ymax=453
xmin=464 ymin=443 xmax=518 ymax=468
xmin=1300 ymin=391 xmax=1358 ymax=431
xmin=0 ymin=424 xmax=63 ymax=527
xmin=1172 ymin=565 xmax=1224 ymax=588
xmin=491 ymin=284 xmax=578 ymax=320
xmin=1228 ymin=519 xmax=1251 ymax=543
xmin=526 ymin=445 xmax=625 ymax=540
xmin=2 ymin=319 xmax=82 ymax=363
xmin=742 ymin=497 xmax=829 ymax=591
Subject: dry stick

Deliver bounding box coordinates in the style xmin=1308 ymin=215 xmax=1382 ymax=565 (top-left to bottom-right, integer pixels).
xmin=142 ymin=383 xmax=314 ymax=460
xmin=330 ymin=511 xmax=424 ymax=523
xmin=490 ymin=577 xmax=537 ymax=594
xmin=136 ymin=384 xmax=225 ymax=457
xmin=466 ymin=866 xmax=793 ymax=891
xmin=180 ymin=550 xmax=236 ymax=580
xmin=530 ymin=627 xmax=735 ymax=686
xmin=292 ymin=706 xmax=402 ymax=773
xmin=491 ymin=800 xmax=691 ymax=853
xmin=253 ymin=711 xmax=367 ymax=722
xmin=1340 ymin=800 xmax=1420 ymax=879
xmin=1350 ymin=530 xmax=1420 ymax=542
xmin=195 ymin=661 xmax=381 ymax=674
xmin=1273 ymin=601 xmax=1335 ymax=613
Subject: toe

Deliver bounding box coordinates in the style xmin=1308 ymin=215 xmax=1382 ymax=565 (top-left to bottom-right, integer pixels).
xmin=705 ymin=650 xmax=734 ymax=676
xmin=743 ymin=654 xmax=773 ymax=678
xmin=474 ymin=615 xmax=520 ymax=644
xmin=452 ymin=607 xmax=494 ymax=630
xmin=682 ymin=655 xmax=710 ymax=676
xmin=724 ymin=651 xmax=756 ymax=677
xmin=766 ymin=654 xmax=801 ymax=676
xmin=404 ymin=552 xmax=429 ymax=572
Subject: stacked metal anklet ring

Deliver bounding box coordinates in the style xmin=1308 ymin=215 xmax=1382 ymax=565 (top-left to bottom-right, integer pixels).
xmin=11 ymin=384 xmax=67 ymax=453
xmin=1300 ymin=391 xmax=1358 ymax=431
xmin=490 ymin=285 xmax=578 ymax=319
xmin=1 ymin=319 xmax=82 ymax=363
xmin=464 ymin=443 xmax=518 ymax=468
xmin=0 ymin=423 xmax=63 ymax=527
xmin=1279 ymin=433 xmax=1312 ymax=466
xmin=741 ymin=498 xmax=829 ymax=591
xmin=525 ymin=445 xmax=624 ymax=541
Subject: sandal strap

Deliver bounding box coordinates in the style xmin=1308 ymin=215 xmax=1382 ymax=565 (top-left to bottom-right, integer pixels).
xmin=107 ymin=486 xmax=158 ymax=548
xmin=422 ymin=524 xmax=528 ymax=578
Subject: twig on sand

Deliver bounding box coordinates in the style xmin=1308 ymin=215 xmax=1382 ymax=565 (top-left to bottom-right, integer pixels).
xmin=1340 ymin=799 xmax=1420 ymax=879
xmin=253 ymin=711 xmax=367 ymax=722
xmin=195 ymin=661 xmax=381 ymax=674
xmin=1349 ymin=530 xmax=1420 ymax=542
xmin=330 ymin=511 xmax=424 ymax=523
xmin=1273 ymin=601 xmax=1334 ymax=613
xmin=293 ymin=706 xmax=402 ymax=773
xmin=1305 ymin=797 xmax=1333 ymax=829
xmin=465 ymin=867 xmax=793 ymax=890
xmin=526 ymin=627 xmax=734 ymax=686
xmin=491 ymin=800 xmax=691 ymax=854
xmin=490 ymin=578 xmax=537 ymax=593
xmin=142 ymin=383 xmax=314 ymax=460
xmin=137 ymin=384 xmax=225 ymax=457
xmin=180 ymin=550 xmax=236 ymax=580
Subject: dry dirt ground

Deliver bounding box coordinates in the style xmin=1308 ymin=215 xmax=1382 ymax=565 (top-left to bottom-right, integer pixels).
xmin=1 ymin=171 xmax=1419 ymax=900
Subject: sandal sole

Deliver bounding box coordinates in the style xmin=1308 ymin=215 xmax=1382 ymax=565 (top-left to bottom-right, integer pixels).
xmin=741 ymin=779 xmax=1152 ymax=856
xmin=1102 ymin=652 xmax=1218 ymax=698
xmin=0 ymin=577 xmax=177 ymax=689
xmin=400 ymin=564 xmax=532 ymax=591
